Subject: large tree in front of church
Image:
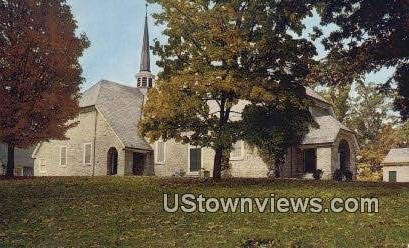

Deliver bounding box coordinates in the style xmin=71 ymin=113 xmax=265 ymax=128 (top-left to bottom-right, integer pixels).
xmin=140 ymin=0 xmax=316 ymax=179
xmin=0 ymin=0 xmax=89 ymax=177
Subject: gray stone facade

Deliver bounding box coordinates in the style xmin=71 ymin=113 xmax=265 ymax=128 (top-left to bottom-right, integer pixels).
xmin=32 ymin=81 xmax=358 ymax=180
xmin=32 ymin=81 xmax=154 ymax=177
xmin=153 ymin=94 xmax=359 ymax=180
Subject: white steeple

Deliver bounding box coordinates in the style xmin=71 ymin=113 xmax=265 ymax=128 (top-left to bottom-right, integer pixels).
xmin=136 ymin=4 xmax=153 ymax=96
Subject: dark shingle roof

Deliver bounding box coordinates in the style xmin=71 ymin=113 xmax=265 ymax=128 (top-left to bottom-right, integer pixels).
xmin=80 ymin=80 xmax=152 ymax=151
xmin=382 ymin=148 xmax=409 ymax=165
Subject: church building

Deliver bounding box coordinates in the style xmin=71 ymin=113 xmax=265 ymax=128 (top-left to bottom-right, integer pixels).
xmin=32 ymin=10 xmax=358 ymax=179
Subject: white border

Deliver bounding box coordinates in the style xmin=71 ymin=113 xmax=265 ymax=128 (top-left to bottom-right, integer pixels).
xmin=187 ymin=145 xmax=203 ymax=175
xmin=230 ymin=140 xmax=245 ymax=161
xmin=155 ymin=141 xmax=166 ymax=164
xmin=83 ymin=143 xmax=92 ymax=166
xmin=59 ymin=146 xmax=68 ymax=167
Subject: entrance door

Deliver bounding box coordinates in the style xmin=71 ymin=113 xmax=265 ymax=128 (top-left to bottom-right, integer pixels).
xmin=189 ymin=147 xmax=201 ymax=173
xmin=389 ymin=171 xmax=397 ymax=182
xmin=339 ymin=140 xmax=351 ymax=172
xmin=133 ymin=153 xmax=145 ymax=176
xmin=107 ymin=147 xmax=118 ymax=175
xmin=304 ymin=149 xmax=317 ymax=173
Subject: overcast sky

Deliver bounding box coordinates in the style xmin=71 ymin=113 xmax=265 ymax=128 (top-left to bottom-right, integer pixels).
xmin=68 ymin=0 xmax=394 ymax=91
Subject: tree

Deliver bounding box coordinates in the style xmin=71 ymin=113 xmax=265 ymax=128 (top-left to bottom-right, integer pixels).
xmin=358 ymin=124 xmax=397 ymax=178
xmin=241 ymin=103 xmax=313 ymax=177
xmin=317 ymin=84 xmax=352 ymax=124
xmin=0 ymin=0 xmax=89 ymax=177
xmin=315 ymin=0 xmax=409 ymax=118
xmin=394 ymin=121 xmax=409 ymax=148
xmin=140 ymin=0 xmax=317 ymax=179
xmin=348 ymin=80 xmax=395 ymax=145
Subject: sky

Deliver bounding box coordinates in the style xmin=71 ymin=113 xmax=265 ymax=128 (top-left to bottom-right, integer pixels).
xmin=68 ymin=0 xmax=394 ymax=91
xmin=68 ymin=0 xmax=163 ymax=89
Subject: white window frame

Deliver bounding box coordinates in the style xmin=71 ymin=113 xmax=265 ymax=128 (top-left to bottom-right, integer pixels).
xmin=230 ymin=140 xmax=245 ymax=161
xmin=155 ymin=141 xmax=166 ymax=164
xmin=83 ymin=143 xmax=92 ymax=166
xmin=39 ymin=159 xmax=46 ymax=173
xmin=59 ymin=146 xmax=68 ymax=167
xmin=187 ymin=145 xmax=203 ymax=175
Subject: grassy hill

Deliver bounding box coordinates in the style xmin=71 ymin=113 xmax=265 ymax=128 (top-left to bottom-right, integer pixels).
xmin=0 ymin=177 xmax=408 ymax=247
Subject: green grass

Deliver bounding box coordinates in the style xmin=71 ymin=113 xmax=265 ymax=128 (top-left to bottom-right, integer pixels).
xmin=0 ymin=177 xmax=408 ymax=247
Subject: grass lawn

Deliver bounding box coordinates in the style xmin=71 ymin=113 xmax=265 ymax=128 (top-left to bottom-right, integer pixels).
xmin=0 ymin=177 xmax=408 ymax=247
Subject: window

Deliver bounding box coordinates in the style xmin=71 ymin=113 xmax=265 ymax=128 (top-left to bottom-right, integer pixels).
xmin=230 ymin=141 xmax=244 ymax=160
xmin=39 ymin=159 xmax=46 ymax=173
xmin=83 ymin=143 xmax=92 ymax=166
xmin=189 ymin=147 xmax=201 ymax=173
xmin=142 ymin=77 xmax=147 ymax=87
xmin=389 ymin=171 xmax=397 ymax=182
xmin=60 ymin=146 xmax=67 ymax=166
xmin=156 ymin=141 xmax=165 ymax=164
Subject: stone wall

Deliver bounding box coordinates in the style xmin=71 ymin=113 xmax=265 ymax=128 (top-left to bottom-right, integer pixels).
xmin=317 ymin=147 xmax=333 ymax=179
xmin=154 ymin=140 xmax=268 ymax=178
xmin=33 ymin=108 xmax=125 ymax=176
xmin=154 ymin=139 xmax=188 ymax=177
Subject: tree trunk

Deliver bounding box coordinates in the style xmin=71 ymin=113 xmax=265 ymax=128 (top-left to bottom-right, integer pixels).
xmin=213 ymin=147 xmax=223 ymax=180
xmin=274 ymin=159 xmax=281 ymax=178
xmin=6 ymin=144 xmax=15 ymax=178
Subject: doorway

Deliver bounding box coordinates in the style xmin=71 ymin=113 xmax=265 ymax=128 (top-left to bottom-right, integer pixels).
xmin=133 ymin=153 xmax=145 ymax=176
xmin=107 ymin=147 xmax=118 ymax=175
xmin=339 ymin=140 xmax=351 ymax=172
xmin=389 ymin=171 xmax=397 ymax=182
xmin=304 ymin=149 xmax=317 ymax=173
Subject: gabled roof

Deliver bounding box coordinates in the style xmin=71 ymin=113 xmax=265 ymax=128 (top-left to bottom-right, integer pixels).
xmin=305 ymin=87 xmax=330 ymax=104
xmin=80 ymin=80 xmax=152 ymax=151
xmin=302 ymin=115 xmax=354 ymax=145
xmin=382 ymin=148 xmax=409 ymax=165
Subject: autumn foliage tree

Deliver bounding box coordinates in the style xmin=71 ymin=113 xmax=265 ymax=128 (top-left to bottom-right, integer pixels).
xmin=140 ymin=0 xmax=316 ymax=179
xmin=0 ymin=0 xmax=89 ymax=177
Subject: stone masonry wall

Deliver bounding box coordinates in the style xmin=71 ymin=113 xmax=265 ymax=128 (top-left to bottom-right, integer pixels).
xmin=34 ymin=108 xmax=125 ymax=176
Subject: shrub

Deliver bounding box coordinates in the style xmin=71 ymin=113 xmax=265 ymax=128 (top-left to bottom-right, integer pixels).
xmin=173 ymin=168 xmax=186 ymax=177
xmin=313 ymin=169 xmax=323 ymax=180
xmin=200 ymin=168 xmax=211 ymax=178
xmin=343 ymin=170 xmax=353 ymax=181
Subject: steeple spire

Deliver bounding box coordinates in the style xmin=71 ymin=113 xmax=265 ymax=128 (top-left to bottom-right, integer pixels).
xmin=140 ymin=3 xmax=150 ymax=72
xmin=136 ymin=3 xmax=154 ymax=95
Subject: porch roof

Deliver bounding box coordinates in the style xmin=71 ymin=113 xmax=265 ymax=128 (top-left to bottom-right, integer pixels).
xmin=302 ymin=115 xmax=354 ymax=145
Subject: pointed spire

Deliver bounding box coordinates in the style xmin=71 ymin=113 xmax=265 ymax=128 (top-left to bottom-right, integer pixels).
xmin=140 ymin=3 xmax=150 ymax=72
